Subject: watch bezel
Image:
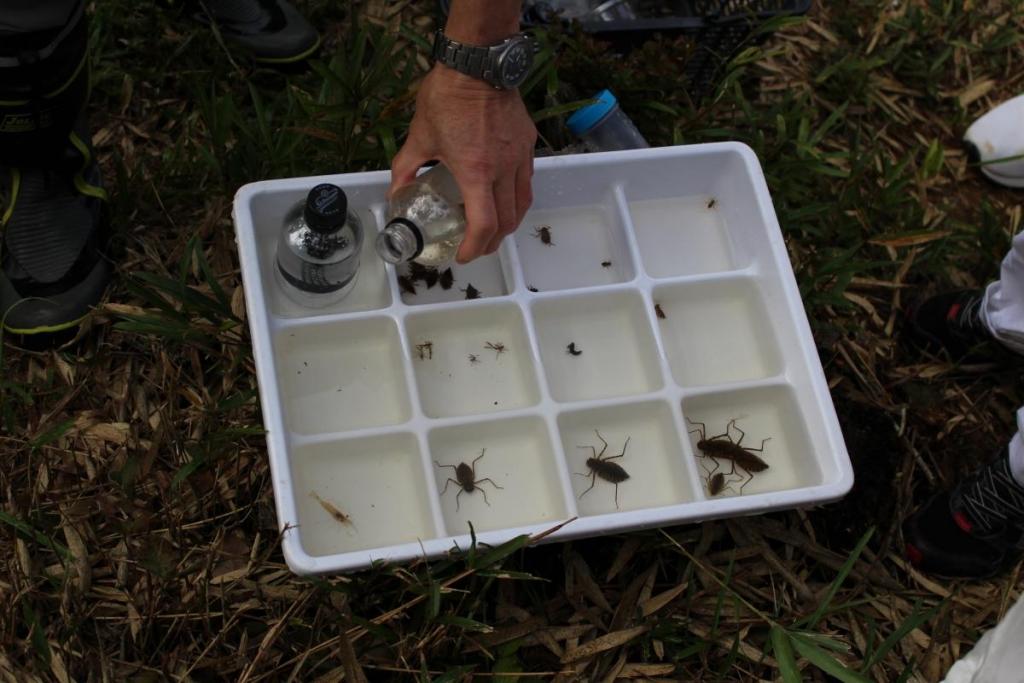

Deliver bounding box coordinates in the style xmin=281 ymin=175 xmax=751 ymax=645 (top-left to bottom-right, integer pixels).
xmin=494 ymin=36 xmax=533 ymax=89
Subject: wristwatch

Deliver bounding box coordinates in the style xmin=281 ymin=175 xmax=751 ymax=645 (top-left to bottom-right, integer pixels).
xmin=431 ymin=30 xmax=535 ymax=90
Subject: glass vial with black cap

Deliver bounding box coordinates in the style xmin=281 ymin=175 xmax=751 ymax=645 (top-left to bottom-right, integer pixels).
xmin=376 ymin=164 xmax=466 ymax=268
xmin=275 ymin=184 xmax=363 ymax=308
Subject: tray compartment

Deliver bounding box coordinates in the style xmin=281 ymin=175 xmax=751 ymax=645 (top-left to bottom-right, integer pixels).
xmin=405 ymin=303 xmax=541 ymax=418
xmin=682 ymin=384 xmax=822 ymax=497
xmin=627 ymin=195 xmax=736 ymax=278
xmin=248 ymin=190 xmax=392 ymax=317
xmin=428 ymin=416 xmax=569 ymax=534
xmin=397 ymin=247 xmax=514 ymax=305
xmin=557 ymin=400 xmax=694 ymax=515
xmin=653 ymin=277 xmax=782 ymax=388
xmin=276 ymin=317 xmax=412 ymax=434
xmin=514 ymin=193 xmax=636 ymax=293
xmin=532 ymin=290 xmax=662 ymax=402
xmin=291 ymin=432 xmax=438 ymax=557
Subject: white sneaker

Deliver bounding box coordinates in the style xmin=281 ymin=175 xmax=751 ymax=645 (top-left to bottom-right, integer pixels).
xmin=964 ymin=94 xmax=1024 ymax=189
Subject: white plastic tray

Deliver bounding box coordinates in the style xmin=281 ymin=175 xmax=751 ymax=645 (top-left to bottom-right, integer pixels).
xmin=233 ymin=143 xmax=853 ymax=574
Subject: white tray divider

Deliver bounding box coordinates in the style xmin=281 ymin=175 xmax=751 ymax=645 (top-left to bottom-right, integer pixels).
xmin=611 ymin=183 xmax=646 ymax=283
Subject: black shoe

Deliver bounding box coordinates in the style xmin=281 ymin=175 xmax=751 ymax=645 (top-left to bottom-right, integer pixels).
xmin=905 ymin=289 xmax=996 ymax=360
xmin=193 ymin=0 xmax=321 ymax=64
xmin=904 ymin=454 xmax=1024 ymax=578
xmin=1 ymin=129 xmax=110 ymax=339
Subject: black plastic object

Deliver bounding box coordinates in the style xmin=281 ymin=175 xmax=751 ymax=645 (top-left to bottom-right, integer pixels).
xmin=304 ymin=184 xmax=347 ymax=233
xmin=437 ymin=0 xmax=810 ymax=99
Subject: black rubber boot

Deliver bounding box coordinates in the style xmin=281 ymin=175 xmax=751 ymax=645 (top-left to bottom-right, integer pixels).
xmin=904 ymin=453 xmax=1024 ymax=579
xmin=1 ymin=127 xmax=110 ymax=337
xmin=905 ymin=289 xmax=999 ymax=360
xmin=1 ymin=1 xmax=110 ymax=342
xmin=192 ymin=0 xmax=321 ymax=64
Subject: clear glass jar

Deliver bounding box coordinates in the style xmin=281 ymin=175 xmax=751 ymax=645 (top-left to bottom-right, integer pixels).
xmin=376 ymin=164 xmax=465 ymax=268
xmin=567 ymin=89 xmax=649 ymax=152
xmin=275 ymin=183 xmax=363 ymax=308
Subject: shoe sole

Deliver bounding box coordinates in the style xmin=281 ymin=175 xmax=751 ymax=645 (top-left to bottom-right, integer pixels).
xmin=253 ymin=34 xmax=322 ymax=64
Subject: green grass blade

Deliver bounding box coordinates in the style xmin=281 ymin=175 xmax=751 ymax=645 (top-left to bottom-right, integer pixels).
xmin=863 ymin=599 xmax=943 ymax=671
xmin=771 ymin=626 xmax=801 ymax=683
xmin=791 ymin=634 xmax=871 ymax=683
xmin=804 ymin=527 xmax=874 ymax=629
xmin=0 ymin=511 xmax=71 ymax=560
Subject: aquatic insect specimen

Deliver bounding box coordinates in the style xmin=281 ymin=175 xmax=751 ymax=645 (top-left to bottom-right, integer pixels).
xmin=575 ymin=430 xmax=631 ymax=509
xmin=567 ymin=342 xmax=583 ymax=356
xmin=655 ymin=303 xmax=666 ymax=320
xmin=707 ymin=198 xmax=717 ymax=209
xmin=462 ymin=283 xmax=481 ymax=300
xmin=687 ymin=418 xmax=770 ymax=493
xmin=468 ymin=354 xmax=480 ymax=365
xmin=601 ymin=260 xmax=612 ymax=268
xmin=310 ymin=492 xmax=356 ymax=529
xmin=533 ymin=225 xmax=554 ymax=246
xmin=484 ymin=341 xmax=506 ymax=358
xmin=527 ymin=286 xmax=539 ymax=293
xmin=398 ymin=275 xmax=417 ymax=295
xmin=439 ymin=268 xmax=455 ymax=290
xmin=435 ymin=449 xmax=503 ymax=510
xmin=409 ymin=262 xmax=440 ymax=288
xmin=415 ymin=342 xmax=433 ymax=360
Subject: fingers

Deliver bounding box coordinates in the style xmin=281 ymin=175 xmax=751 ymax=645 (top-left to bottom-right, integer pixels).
xmin=456 ymin=180 xmax=500 ymax=264
xmin=389 ymin=134 xmax=431 ymax=198
xmin=484 ymin=175 xmax=518 ymax=254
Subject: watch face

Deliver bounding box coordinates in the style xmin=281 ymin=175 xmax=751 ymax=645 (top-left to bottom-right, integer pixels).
xmin=498 ymin=41 xmax=532 ymax=87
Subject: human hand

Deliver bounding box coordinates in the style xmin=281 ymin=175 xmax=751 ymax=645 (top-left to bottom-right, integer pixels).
xmin=389 ymin=65 xmax=537 ymax=264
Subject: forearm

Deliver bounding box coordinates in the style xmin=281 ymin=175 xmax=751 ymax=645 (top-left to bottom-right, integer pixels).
xmin=444 ymin=0 xmax=520 ymax=44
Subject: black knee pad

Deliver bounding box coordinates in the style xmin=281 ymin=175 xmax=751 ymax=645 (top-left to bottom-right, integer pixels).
xmin=0 ymin=1 xmax=89 ymax=164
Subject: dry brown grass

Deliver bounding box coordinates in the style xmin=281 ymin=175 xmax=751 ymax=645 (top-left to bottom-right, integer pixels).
xmin=2 ymin=0 xmax=1024 ymax=680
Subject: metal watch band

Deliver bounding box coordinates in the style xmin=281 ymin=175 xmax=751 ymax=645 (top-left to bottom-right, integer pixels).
xmin=432 ymin=30 xmax=507 ymax=85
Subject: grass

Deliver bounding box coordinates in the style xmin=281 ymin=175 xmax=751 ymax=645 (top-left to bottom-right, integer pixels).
xmin=1 ymin=0 xmax=1023 ymax=679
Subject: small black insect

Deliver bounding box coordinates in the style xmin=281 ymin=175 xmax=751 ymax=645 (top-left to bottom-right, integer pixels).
xmin=422 ymin=268 xmax=440 ymax=288
xmin=527 ymin=286 xmax=539 ymax=293
xmin=468 ymin=354 xmax=480 ymax=365
xmin=398 ymin=275 xmax=416 ymax=295
xmin=435 ymin=449 xmax=503 ymax=510
xmin=415 ymin=342 xmax=433 ymax=360
xmin=439 ymin=268 xmax=455 ymax=290
xmin=601 ymin=261 xmax=612 ymax=268
xmin=408 ymin=261 xmax=430 ymax=281
xmin=567 ymin=342 xmax=583 ymax=356
xmin=575 ymin=430 xmax=631 ymax=509
xmin=533 ymin=226 xmax=554 ymax=246
xmin=484 ymin=341 xmax=506 ymax=358
xmin=655 ymin=303 xmax=666 ymax=320
xmin=462 ymin=283 xmax=481 ymax=300
xmin=707 ymin=198 xmax=717 ymax=209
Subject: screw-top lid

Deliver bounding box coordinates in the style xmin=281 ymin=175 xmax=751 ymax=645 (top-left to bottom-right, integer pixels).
xmin=304 ymin=184 xmax=347 ymax=233
xmin=567 ymin=89 xmax=618 ymax=136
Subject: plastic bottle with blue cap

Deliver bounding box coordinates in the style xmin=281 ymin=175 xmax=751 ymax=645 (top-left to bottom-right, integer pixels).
xmin=567 ymin=89 xmax=649 ymax=152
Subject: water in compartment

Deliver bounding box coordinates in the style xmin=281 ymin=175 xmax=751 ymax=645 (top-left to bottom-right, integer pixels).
xmin=397 ymin=250 xmax=511 ymax=305
xmin=290 ymin=433 xmax=436 ymax=556
xmin=429 ymin=416 xmax=567 ymax=534
xmin=629 ymin=196 xmax=735 ymax=278
xmin=559 ymin=400 xmax=693 ymax=515
xmin=514 ymin=204 xmax=633 ymax=292
xmin=654 ymin=278 xmax=782 ymax=387
xmin=261 ymin=208 xmax=392 ymax=317
xmin=276 ymin=317 xmax=411 ymax=434
xmin=532 ymin=290 xmax=662 ymax=402
xmin=405 ymin=304 xmax=540 ymax=418
xmin=683 ymin=384 xmax=821 ymax=498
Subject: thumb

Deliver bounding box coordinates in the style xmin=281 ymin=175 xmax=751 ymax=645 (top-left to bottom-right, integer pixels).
xmin=389 ymin=135 xmax=432 ymax=198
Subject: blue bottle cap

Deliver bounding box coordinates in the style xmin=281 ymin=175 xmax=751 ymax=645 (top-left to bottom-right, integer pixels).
xmin=567 ymin=89 xmax=618 ymax=136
